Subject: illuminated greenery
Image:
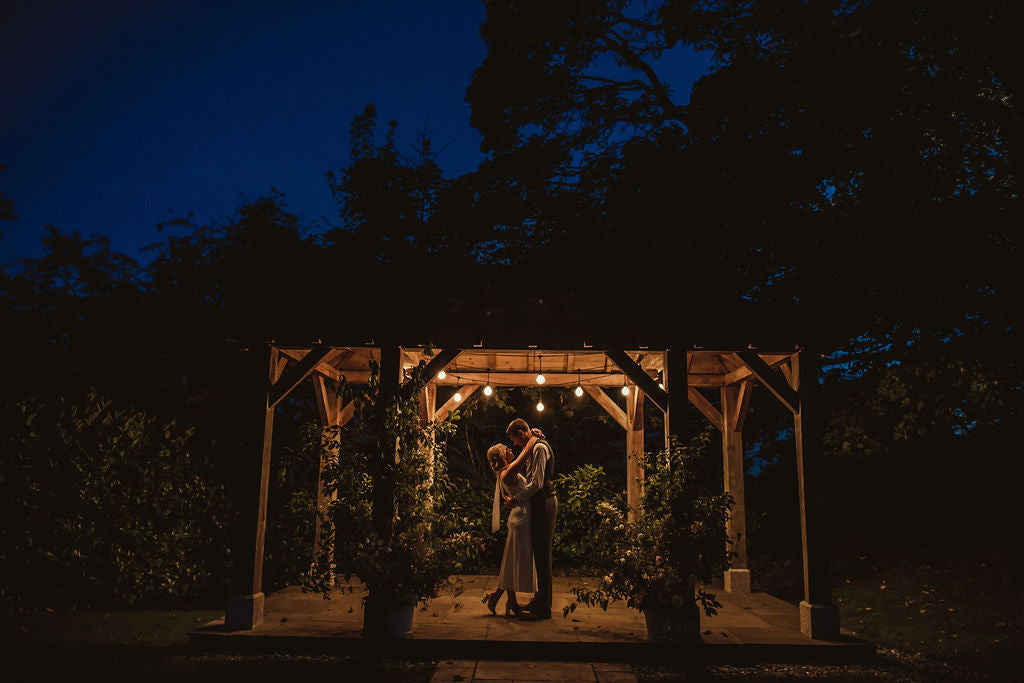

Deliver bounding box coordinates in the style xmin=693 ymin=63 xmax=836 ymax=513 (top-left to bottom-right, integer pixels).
xmin=304 ymin=359 xmax=482 ymax=608
xmin=566 ymin=433 xmax=734 ymax=620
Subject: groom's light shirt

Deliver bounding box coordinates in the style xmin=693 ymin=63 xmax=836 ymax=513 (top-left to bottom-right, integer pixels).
xmin=514 ymin=441 xmax=551 ymax=504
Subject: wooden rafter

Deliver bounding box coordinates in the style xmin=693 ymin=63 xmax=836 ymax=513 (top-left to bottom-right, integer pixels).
xmin=735 ymin=350 xmax=798 ymax=414
xmin=399 ymin=347 xmax=462 ymax=402
xmin=688 ymin=387 xmax=725 ymax=431
xmin=584 ymin=386 xmax=628 ymax=430
xmin=279 ymin=347 xmax=354 ymax=384
xmin=605 ymin=349 xmax=669 ymax=413
xmin=722 ymin=353 xmax=791 ymax=386
xmin=269 ymin=346 xmax=335 ymax=408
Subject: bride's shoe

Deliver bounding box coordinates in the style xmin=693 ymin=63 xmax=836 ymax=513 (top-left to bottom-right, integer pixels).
xmin=482 ymin=591 xmax=501 ymax=615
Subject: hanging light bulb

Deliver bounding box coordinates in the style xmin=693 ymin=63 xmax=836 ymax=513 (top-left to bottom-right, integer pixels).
xmin=536 ymin=399 xmax=545 ymax=412
xmin=574 ymin=369 xmax=583 ymax=397
xmin=574 ymin=385 xmax=584 ymax=398
xmin=437 ymin=370 xmax=446 ymax=380
xmin=483 ymin=369 xmax=493 ymax=396
xmin=621 ymin=383 xmax=630 ymax=396
xmin=454 ymin=388 xmax=463 ymax=402
xmin=535 ymin=354 xmax=545 ymax=384
xmin=658 ymin=382 xmax=664 ymax=390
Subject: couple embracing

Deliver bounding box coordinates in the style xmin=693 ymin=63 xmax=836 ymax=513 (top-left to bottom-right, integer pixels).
xmin=482 ymin=418 xmax=557 ymax=620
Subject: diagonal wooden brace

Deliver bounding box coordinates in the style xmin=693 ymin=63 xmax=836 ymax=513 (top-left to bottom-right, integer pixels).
xmin=735 ymin=350 xmax=798 ymax=414
xmin=605 ymin=349 xmax=669 ymax=413
xmin=269 ymin=345 xmax=334 ymax=409
xmin=400 ymin=348 xmax=462 ymax=402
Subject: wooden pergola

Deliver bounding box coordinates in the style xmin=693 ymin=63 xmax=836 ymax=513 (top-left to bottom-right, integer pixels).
xmin=225 ymin=343 xmax=839 ymax=640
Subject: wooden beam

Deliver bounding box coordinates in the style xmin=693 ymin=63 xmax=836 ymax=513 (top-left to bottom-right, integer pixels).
xmin=433 ymin=384 xmax=480 ymax=422
xmin=729 ymin=379 xmax=754 ymax=433
xmin=780 ymin=356 xmax=797 ymax=389
xmin=312 ymin=375 xmax=339 ymax=426
xmin=687 ymin=375 xmax=726 ymax=388
xmin=688 ymin=387 xmax=725 ymax=432
xmin=432 ymin=371 xmax=661 ymax=387
xmin=792 ymin=351 xmax=835 ymax=621
xmin=583 ymin=386 xmax=628 ymax=430
xmin=720 ymin=385 xmax=749 ymax=574
xmin=269 ymin=346 xmax=334 ymax=409
xmin=722 ymin=353 xmax=792 ymax=385
xmin=278 ymin=347 xmax=354 ymax=385
xmin=400 ymin=347 xmax=462 ymax=402
xmin=337 ymin=400 xmax=356 ymax=428
xmin=606 ymin=349 xmax=669 ymax=413
xmin=663 ymin=348 xmax=688 ymax=450
xmin=735 ymin=351 xmax=799 ymax=414
xmin=626 ymin=387 xmax=645 ymax=522
xmin=226 ymin=344 xmax=277 ymax=630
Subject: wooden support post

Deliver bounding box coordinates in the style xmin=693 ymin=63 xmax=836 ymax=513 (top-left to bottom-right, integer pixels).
xmin=311 ymin=375 xmax=341 ymax=578
xmin=225 ymin=344 xmax=280 ymax=630
xmin=720 ymin=384 xmax=750 ymax=593
xmin=419 ymin=382 xmax=437 ymax=488
xmin=793 ymin=351 xmax=839 ymax=639
xmin=662 ymin=347 xmax=688 ymax=453
xmin=626 ymin=387 xmax=645 ymax=522
xmin=662 ymin=345 xmax=699 ymax=643
xmin=365 ymin=344 xmax=402 ymax=639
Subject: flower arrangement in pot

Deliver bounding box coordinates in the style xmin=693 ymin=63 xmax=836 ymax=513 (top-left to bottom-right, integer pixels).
xmin=565 ymin=432 xmax=734 ymax=643
xmin=304 ymin=358 xmax=481 ymax=638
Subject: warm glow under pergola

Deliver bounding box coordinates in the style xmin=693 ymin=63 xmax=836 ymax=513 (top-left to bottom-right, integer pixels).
xmin=226 ymin=342 xmax=837 ymax=641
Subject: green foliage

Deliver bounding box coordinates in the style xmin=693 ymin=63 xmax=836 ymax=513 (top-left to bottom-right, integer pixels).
xmin=567 ymin=433 xmax=734 ymax=617
xmin=552 ymin=464 xmax=625 ymax=573
xmin=0 ymin=391 xmax=232 ymax=608
xmin=305 ymin=359 xmax=483 ymax=606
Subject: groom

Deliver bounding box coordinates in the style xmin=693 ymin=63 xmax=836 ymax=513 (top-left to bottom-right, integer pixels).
xmin=506 ymin=418 xmax=557 ymax=620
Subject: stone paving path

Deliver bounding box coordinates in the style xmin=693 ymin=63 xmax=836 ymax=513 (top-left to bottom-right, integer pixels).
xmin=431 ymin=659 xmax=637 ymax=683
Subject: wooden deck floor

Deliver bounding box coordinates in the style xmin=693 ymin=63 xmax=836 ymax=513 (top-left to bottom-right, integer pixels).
xmin=191 ymin=575 xmax=873 ymax=663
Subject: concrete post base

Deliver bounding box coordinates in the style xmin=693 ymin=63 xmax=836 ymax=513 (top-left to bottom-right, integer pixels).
xmin=225 ymin=592 xmax=265 ymax=630
xmin=799 ymin=600 xmax=839 ymax=640
xmin=723 ymin=569 xmax=751 ymax=593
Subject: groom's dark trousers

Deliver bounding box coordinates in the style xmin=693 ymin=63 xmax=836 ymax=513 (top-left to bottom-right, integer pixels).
xmin=529 ymin=491 xmax=558 ymax=613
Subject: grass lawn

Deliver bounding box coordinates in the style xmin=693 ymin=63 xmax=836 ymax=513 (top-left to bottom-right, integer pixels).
xmin=0 ymin=607 xmax=222 ymax=648
xmin=834 ymin=556 xmax=1022 ymax=672
xmin=0 ymin=608 xmax=435 ymax=682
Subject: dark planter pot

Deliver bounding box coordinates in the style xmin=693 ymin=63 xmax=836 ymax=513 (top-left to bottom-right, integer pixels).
xmin=363 ymin=592 xmax=416 ymax=639
xmin=643 ymin=602 xmax=701 ymax=643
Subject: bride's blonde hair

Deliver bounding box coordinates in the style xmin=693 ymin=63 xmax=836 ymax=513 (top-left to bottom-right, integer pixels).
xmin=486 ymin=444 xmax=506 ymax=476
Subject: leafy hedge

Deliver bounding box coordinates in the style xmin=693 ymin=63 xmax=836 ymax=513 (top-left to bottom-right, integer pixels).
xmin=0 ymin=392 xmax=234 ymax=608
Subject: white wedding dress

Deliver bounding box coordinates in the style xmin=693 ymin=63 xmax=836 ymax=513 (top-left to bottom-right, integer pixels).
xmin=496 ymin=472 xmax=537 ymax=593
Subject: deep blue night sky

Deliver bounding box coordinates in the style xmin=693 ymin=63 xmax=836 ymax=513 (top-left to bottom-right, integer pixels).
xmin=2 ymin=1 xmax=712 ymax=263
xmin=2 ymin=0 xmax=488 ymax=261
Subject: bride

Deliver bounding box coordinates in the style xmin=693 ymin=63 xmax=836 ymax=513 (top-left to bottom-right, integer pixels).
xmin=482 ymin=432 xmax=540 ymax=616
